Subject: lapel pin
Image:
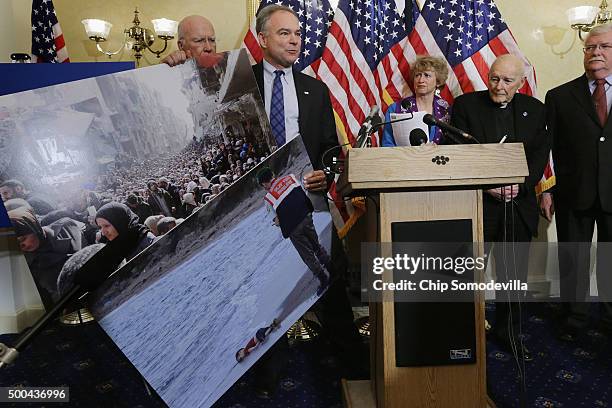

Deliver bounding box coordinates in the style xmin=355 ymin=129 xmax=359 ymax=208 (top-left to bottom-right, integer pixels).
xmin=304 ymin=91 xmax=309 ymax=95
xmin=523 ymin=111 xmax=528 ymax=117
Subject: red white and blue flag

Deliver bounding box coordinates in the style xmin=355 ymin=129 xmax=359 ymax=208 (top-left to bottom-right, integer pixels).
xmin=413 ymin=0 xmax=535 ymax=100
xmin=244 ymin=0 xmax=419 ymax=237
xmin=31 ymin=0 xmax=70 ymax=63
xmin=244 ymin=0 xmax=552 ymax=236
xmin=412 ymin=0 xmax=552 ymax=193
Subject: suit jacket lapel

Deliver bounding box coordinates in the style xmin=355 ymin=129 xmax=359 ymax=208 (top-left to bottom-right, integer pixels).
xmin=253 ymin=63 xmax=265 ymax=103
xmin=513 ymin=95 xmax=526 ymax=143
xmin=570 ymin=74 xmax=601 ymax=127
xmin=293 ymin=68 xmax=309 ymax=135
xmin=478 ymin=92 xmax=498 ymax=143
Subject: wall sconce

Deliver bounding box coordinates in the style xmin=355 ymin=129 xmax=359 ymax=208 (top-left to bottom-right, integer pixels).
xmin=536 ymin=26 xmax=578 ymax=58
xmin=567 ymin=0 xmax=612 ymax=40
xmin=82 ymin=7 xmax=178 ymax=66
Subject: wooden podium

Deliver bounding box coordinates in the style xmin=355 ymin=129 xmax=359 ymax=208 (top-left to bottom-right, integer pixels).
xmin=338 ymin=143 xmax=528 ymax=408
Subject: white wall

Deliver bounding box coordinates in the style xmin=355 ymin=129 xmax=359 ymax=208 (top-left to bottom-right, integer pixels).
xmin=0 ymin=0 xmax=32 ymax=62
xmin=0 ymin=1 xmax=17 ymax=62
xmin=0 ymin=234 xmax=44 ymax=334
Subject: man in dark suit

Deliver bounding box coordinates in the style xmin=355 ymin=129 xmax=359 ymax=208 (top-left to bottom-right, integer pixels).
xmin=542 ymin=23 xmax=612 ymax=336
xmin=252 ymin=7 xmax=337 ymax=187
xmin=251 ymin=4 xmax=365 ymax=395
xmin=451 ymin=54 xmax=549 ymax=359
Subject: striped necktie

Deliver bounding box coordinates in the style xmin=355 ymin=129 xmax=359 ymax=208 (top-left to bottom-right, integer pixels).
xmin=270 ymin=70 xmax=286 ymax=146
xmin=593 ymin=78 xmax=608 ymax=126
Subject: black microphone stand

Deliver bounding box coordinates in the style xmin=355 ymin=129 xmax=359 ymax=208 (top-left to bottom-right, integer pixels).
xmin=321 ymin=111 xmax=471 ymax=176
xmin=363 ymin=113 xmax=469 ymax=146
xmin=322 ymin=113 xmax=450 ymax=175
xmin=0 ymin=235 xmax=131 ymax=368
xmin=0 ymin=284 xmax=83 ymax=368
xmin=354 ymin=113 xmax=416 ymax=149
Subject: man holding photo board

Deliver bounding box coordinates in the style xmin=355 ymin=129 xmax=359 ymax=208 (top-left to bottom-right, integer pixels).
xmin=158 ymin=4 xmax=365 ymax=393
xmin=251 ymin=3 xmax=366 ymax=394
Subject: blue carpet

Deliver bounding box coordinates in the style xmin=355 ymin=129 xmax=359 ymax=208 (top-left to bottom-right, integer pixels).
xmin=1 ymin=303 xmax=611 ymax=407
xmin=485 ymin=302 xmax=612 ymax=408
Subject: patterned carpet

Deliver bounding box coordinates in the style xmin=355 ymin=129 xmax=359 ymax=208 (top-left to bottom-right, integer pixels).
xmin=486 ymin=302 xmax=612 ymax=408
xmin=0 ymin=303 xmax=611 ymax=407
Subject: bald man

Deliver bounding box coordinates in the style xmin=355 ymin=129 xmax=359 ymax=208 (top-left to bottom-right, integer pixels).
xmin=450 ymin=54 xmax=550 ymax=360
xmin=161 ymin=15 xmax=216 ymax=66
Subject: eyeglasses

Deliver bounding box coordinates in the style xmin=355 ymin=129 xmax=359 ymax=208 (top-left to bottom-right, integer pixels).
xmin=583 ymin=43 xmax=612 ymax=53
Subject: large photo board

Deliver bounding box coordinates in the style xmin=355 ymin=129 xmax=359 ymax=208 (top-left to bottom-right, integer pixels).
xmin=0 ymin=49 xmax=333 ymax=407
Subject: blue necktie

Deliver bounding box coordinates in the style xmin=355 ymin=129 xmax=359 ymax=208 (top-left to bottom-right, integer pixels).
xmin=270 ymin=70 xmax=286 ymax=146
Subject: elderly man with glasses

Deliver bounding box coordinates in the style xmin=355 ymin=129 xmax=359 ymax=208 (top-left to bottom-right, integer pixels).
xmin=543 ymin=23 xmax=612 ymax=339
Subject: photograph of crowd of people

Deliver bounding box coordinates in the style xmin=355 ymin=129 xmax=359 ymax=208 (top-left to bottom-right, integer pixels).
xmin=0 ymin=48 xmax=334 ymax=407
xmin=0 ymin=49 xmax=273 ymax=309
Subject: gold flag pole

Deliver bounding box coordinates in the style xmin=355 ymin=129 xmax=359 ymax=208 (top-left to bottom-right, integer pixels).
xmin=248 ymin=0 xmax=261 ymax=24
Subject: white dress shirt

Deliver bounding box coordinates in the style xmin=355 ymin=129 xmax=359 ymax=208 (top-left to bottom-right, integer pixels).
xmin=588 ymin=74 xmax=612 ymax=114
xmin=262 ymin=59 xmax=300 ymax=143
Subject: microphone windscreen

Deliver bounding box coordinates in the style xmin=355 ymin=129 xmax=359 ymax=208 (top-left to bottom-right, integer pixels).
xmin=409 ymin=128 xmax=428 ymax=146
xmin=422 ymin=113 xmax=436 ymax=126
xmin=400 ymin=99 xmax=413 ymax=111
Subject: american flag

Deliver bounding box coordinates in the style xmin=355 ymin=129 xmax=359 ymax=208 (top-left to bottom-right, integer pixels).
xmin=244 ymin=0 xmax=552 ymax=235
xmin=244 ymin=0 xmax=419 ymax=237
xmin=536 ymin=153 xmax=555 ymax=195
xmin=31 ymin=0 xmax=70 ymax=63
xmin=244 ymin=0 xmax=336 ymax=74
xmin=412 ymin=0 xmax=553 ymax=193
xmin=412 ymin=0 xmax=535 ymax=101
xmin=318 ymin=0 xmax=419 ymax=146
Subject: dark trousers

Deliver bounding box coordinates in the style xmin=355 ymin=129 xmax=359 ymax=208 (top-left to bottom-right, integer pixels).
xmin=556 ymin=197 xmax=612 ymax=330
xmin=289 ymin=214 xmax=331 ymax=281
xmin=483 ymin=198 xmax=532 ymax=342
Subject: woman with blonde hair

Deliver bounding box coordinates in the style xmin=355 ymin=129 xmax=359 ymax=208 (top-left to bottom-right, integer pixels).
xmin=382 ymin=55 xmax=451 ymax=146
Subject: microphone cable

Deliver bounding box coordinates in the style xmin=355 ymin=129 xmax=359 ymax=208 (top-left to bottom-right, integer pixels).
xmin=501 ymin=186 xmax=528 ymax=408
xmin=510 ymin=187 xmax=528 ymax=408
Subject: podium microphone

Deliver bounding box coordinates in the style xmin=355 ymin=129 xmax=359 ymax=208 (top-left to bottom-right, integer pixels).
xmin=322 ymin=105 xmax=382 ymax=173
xmin=400 ymin=98 xmax=414 ymax=111
xmin=355 ymin=106 xmax=382 ymax=148
xmin=409 ymin=128 xmax=428 ymax=146
xmin=422 ymin=114 xmax=479 ymax=143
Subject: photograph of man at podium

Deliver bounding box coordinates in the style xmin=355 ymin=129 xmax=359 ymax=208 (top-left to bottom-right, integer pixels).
xmin=450 ymin=54 xmax=550 ymax=361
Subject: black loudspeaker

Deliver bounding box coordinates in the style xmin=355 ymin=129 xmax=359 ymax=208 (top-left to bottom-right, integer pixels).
xmin=392 ymin=219 xmax=476 ymax=367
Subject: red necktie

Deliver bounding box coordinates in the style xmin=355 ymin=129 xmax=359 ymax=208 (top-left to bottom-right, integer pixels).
xmin=594 ymin=78 xmax=608 ymax=126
